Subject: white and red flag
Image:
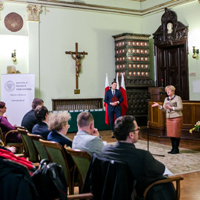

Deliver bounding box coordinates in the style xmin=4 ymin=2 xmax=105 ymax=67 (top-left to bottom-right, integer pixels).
xmin=120 ymin=73 xmax=128 ymax=116
xmin=104 ymin=73 xmax=110 ymax=125
xmin=116 ymin=72 xmax=119 ymax=90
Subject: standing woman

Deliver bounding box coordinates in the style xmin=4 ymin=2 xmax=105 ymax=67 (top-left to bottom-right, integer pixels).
xmin=152 ymin=85 xmax=183 ymax=154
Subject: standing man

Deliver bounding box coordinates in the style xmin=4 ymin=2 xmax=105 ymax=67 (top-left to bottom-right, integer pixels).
xmin=104 ymin=81 xmax=123 ymax=138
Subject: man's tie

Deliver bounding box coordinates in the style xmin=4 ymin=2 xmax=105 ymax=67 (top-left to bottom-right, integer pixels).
xmin=113 ymin=90 xmax=115 ymax=96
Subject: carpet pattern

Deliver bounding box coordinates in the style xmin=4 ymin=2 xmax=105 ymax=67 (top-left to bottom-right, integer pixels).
xmin=109 ymin=140 xmax=200 ymax=175
xmin=135 ymin=140 xmax=200 ymax=175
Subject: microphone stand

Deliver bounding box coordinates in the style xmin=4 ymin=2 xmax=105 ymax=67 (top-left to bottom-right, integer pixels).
xmin=147 ymin=97 xmax=165 ymax=157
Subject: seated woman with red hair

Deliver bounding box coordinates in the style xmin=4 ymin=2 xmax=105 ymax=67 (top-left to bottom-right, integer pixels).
xmin=0 ymin=101 xmax=21 ymax=143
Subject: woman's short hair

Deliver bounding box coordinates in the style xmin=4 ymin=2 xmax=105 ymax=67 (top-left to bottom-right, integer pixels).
xmin=77 ymin=112 xmax=94 ymax=128
xmin=0 ymin=101 xmax=5 ymax=109
xmin=34 ymin=105 xmax=49 ymax=122
xmin=48 ymin=112 xmax=71 ymax=132
xmin=32 ymin=98 xmax=44 ymax=110
xmin=165 ymin=85 xmax=176 ymax=92
xmin=114 ymin=115 xmax=135 ymax=141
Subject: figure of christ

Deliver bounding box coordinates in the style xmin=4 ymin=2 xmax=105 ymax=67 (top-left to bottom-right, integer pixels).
xmin=70 ymin=52 xmax=85 ymax=77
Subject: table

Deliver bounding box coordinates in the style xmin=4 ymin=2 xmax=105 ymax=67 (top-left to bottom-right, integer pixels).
xmin=67 ymin=110 xmax=111 ymax=133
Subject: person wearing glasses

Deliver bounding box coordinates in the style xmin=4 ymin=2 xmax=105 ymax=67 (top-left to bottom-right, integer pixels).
xmin=0 ymin=101 xmax=21 ymax=143
xmin=102 ymin=115 xmax=175 ymax=200
xmin=47 ymin=111 xmax=73 ymax=169
xmin=72 ymin=111 xmax=104 ymax=156
xmin=47 ymin=112 xmax=72 ymax=148
xmin=152 ymin=85 xmax=183 ymax=154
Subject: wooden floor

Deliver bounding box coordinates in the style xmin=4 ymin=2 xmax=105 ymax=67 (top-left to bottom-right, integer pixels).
xmin=67 ymin=129 xmax=200 ymax=200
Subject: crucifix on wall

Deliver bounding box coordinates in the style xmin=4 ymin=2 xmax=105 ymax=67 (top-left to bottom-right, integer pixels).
xmin=65 ymin=43 xmax=88 ymax=94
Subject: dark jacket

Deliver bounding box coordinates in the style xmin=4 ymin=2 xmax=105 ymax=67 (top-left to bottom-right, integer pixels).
xmin=104 ymin=89 xmax=124 ymax=112
xmin=47 ymin=130 xmax=72 ymax=148
xmin=21 ymin=110 xmax=38 ymax=133
xmin=102 ymin=141 xmax=169 ymax=197
xmin=83 ymin=153 xmax=134 ymax=200
xmin=0 ymin=157 xmax=39 ymax=200
xmin=32 ymin=121 xmax=50 ymax=140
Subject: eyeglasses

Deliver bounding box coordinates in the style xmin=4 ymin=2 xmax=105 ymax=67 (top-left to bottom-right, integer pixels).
xmin=134 ymin=127 xmax=140 ymax=132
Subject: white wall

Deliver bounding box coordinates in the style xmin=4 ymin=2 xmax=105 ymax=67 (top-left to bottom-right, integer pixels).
xmin=39 ymin=7 xmax=142 ymax=109
xmin=0 ymin=2 xmax=142 ymax=110
xmin=0 ymin=3 xmax=29 ymax=78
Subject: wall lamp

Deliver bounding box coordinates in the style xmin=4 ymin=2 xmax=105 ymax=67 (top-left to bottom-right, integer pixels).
xmin=192 ymin=46 xmax=199 ymax=59
xmin=11 ymin=49 xmax=17 ymax=63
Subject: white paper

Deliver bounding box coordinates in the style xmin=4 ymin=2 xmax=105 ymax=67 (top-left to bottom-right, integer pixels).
xmin=192 ymin=80 xmax=200 ymax=93
xmin=163 ymin=166 xmax=173 ymax=176
xmin=103 ymin=141 xmax=107 ymax=145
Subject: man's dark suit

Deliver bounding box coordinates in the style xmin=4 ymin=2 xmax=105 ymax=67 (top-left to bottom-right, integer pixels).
xmin=32 ymin=121 xmax=50 ymax=140
xmin=104 ymin=89 xmax=123 ymax=131
xmin=102 ymin=142 xmax=175 ymax=199
xmin=21 ymin=110 xmax=38 ymax=133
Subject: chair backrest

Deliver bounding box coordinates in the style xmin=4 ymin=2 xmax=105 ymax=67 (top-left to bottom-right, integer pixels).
xmin=39 ymin=139 xmax=71 ymax=189
xmin=27 ymin=133 xmax=49 ymax=161
xmin=18 ymin=128 xmax=39 ymax=162
xmin=83 ymin=153 xmax=134 ymax=200
xmin=68 ymin=193 xmax=93 ymax=200
xmin=64 ymin=145 xmax=91 ymax=185
xmin=0 ymin=128 xmax=4 ymax=143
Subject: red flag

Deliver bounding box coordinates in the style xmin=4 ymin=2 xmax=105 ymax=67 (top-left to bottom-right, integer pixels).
xmin=120 ymin=73 xmax=128 ymax=116
xmin=104 ymin=73 xmax=110 ymax=125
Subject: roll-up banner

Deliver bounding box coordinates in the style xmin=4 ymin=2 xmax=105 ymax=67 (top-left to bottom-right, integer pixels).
xmin=1 ymin=74 xmax=35 ymax=126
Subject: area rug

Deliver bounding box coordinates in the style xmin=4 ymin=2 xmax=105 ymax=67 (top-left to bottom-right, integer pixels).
xmin=109 ymin=140 xmax=200 ymax=175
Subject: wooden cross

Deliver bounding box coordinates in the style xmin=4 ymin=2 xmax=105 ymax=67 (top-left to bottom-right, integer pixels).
xmin=65 ymin=43 xmax=88 ymax=94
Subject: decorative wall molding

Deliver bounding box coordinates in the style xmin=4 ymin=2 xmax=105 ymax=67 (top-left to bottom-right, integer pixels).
xmin=27 ymin=4 xmax=42 ymax=21
xmin=0 ymin=3 xmax=4 ymax=20
xmin=3 ymin=0 xmax=195 ymax=16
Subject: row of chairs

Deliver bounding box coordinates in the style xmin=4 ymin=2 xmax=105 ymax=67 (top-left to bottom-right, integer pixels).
xmin=0 ymin=127 xmax=24 ymax=152
xmin=1 ymin=127 xmax=184 ymax=199
xmin=17 ymin=128 xmax=92 ymax=196
xmin=1 ymin=127 xmax=92 ymax=199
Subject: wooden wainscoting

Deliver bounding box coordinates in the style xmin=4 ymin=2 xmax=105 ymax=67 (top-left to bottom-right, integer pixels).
xmin=52 ymin=98 xmax=103 ymax=111
xmin=147 ymin=100 xmax=200 ymax=140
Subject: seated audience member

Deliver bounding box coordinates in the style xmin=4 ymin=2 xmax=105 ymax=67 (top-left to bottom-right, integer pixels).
xmin=72 ymin=111 xmax=104 ymax=156
xmin=21 ymin=98 xmax=44 ymax=133
xmin=0 ymin=101 xmax=21 ymax=143
xmin=47 ymin=112 xmax=72 ymax=147
xmin=47 ymin=112 xmax=73 ymax=168
xmin=102 ymin=116 xmax=175 ymax=199
xmin=0 ymin=139 xmax=16 ymax=153
xmin=32 ymin=105 xmax=49 ymax=139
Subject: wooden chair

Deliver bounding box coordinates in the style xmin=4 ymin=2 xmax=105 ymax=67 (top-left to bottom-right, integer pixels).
xmin=64 ymin=145 xmax=91 ymax=192
xmin=143 ymin=175 xmax=184 ymax=200
xmin=68 ymin=193 xmax=93 ymax=200
xmin=27 ymin=133 xmax=49 ymax=161
xmin=18 ymin=128 xmax=39 ymax=163
xmin=40 ymin=139 xmax=81 ymax=195
xmin=0 ymin=127 xmax=23 ymax=152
